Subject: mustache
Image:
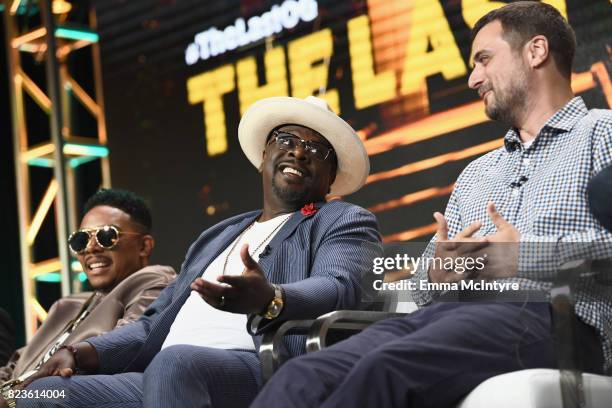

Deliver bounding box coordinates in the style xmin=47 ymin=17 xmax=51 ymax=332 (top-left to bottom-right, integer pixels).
xmin=478 ymin=84 xmax=492 ymax=98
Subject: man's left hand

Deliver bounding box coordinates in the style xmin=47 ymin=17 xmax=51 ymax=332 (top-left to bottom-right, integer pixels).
xmin=191 ymin=244 xmax=275 ymax=314
xmin=474 ymin=202 xmax=521 ymax=279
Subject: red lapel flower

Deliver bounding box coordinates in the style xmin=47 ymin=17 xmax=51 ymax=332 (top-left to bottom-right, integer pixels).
xmin=301 ymin=203 xmax=317 ymax=216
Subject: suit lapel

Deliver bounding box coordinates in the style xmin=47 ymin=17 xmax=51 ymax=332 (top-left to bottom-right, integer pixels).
xmin=258 ymin=201 xmax=325 ymax=277
xmin=130 ymin=212 xmax=262 ymax=368
xmin=173 ymin=212 xmax=262 ymax=296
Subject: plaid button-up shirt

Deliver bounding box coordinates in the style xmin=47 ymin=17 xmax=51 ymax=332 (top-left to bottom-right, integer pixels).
xmin=411 ymin=97 xmax=612 ymax=371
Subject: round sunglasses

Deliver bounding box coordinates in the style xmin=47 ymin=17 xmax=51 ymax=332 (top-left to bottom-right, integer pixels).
xmin=68 ymin=225 xmax=141 ymax=254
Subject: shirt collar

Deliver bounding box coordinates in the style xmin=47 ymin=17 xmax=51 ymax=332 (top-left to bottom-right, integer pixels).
xmin=503 ymin=97 xmax=588 ymax=152
xmin=503 ymin=128 xmax=522 ymax=152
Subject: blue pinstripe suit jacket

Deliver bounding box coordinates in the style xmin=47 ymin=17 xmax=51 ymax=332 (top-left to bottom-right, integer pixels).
xmin=86 ymin=200 xmax=382 ymax=374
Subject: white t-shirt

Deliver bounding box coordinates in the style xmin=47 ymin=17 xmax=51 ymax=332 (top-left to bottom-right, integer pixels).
xmin=522 ymin=138 xmax=535 ymax=150
xmin=161 ymin=213 xmax=293 ymax=350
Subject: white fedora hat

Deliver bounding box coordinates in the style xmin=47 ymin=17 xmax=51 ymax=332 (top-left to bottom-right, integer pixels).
xmin=238 ymin=96 xmax=370 ymax=196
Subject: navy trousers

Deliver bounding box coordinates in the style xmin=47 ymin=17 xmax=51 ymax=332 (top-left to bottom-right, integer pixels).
xmin=18 ymin=345 xmax=261 ymax=408
xmin=251 ymin=301 xmax=559 ymax=408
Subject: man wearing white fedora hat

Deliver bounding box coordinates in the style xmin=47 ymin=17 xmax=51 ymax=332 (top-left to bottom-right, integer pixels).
xmin=19 ymin=96 xmax=382 ymax=408
xmin=251 ymin=3 xmax=612 ymax=408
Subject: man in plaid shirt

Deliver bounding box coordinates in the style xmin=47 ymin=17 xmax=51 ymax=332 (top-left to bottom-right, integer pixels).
xmin=252 ymin=2 xmax=612 ymax=407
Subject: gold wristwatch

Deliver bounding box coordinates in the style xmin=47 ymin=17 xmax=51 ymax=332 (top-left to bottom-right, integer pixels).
xmin=261 ymin=284 xmax=284 ymax=320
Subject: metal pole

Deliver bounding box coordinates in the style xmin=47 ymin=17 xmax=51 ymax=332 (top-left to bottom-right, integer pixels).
xmin=3 ymin=0 xmax=37 ymax=340
xmin=40 ymin=0 xmax=72 ymax=297
xmin=90 ymin=6 xmax=111 ymax=188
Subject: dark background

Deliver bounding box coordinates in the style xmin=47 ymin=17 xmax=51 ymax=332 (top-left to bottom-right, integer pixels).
xmin=92 ymin=0 xmax=611 ymax=269
xmin=1 ymin=0 xmax=611 ymax=346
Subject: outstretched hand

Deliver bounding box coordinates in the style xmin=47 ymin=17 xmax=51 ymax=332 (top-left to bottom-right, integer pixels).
xmin=191 ymin=244 xmax=275 ymax=314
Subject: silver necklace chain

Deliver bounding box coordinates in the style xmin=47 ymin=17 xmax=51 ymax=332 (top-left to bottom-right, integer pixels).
xmin=222 ymin=214 xmax=291 ymax=275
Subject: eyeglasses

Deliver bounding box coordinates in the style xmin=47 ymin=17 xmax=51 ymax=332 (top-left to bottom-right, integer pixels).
xmin=68 ymin=225 xmax=141 ymax=254
xmin=269 ymin=130 xmax=334 ymax=161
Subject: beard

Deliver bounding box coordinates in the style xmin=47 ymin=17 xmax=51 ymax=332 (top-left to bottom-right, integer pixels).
xmin=484 ymin=68 xmax=528 ymax=126
xmin=271 ymin=175 xmax=310 ymax=206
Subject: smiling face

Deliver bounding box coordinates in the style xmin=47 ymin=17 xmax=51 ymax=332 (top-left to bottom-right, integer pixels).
xmin=75 ymin=205 xmax=152 ymax=292
xmin=468 ymin=20 xmax=530 ymax=126
xmin=261 ymin=124 xmax=337 ymax=208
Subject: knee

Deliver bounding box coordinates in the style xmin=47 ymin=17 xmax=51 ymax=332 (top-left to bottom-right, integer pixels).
xmin=145 ymin=345 xmax=201 ymax=379
xmin=275 ymin=357 xmax=307 ymax=377
xmin=352 ymin=348 xmax=399 ymax=377
xmin=16 ymin=377 xmax=67 ymax=407
xmin=273 ymin=351 xmax=336 ymax=382
xmin=280 ymin=352 xmax=324 ymax=374
xmin=27 ymin=377 xmax=64 ymax=390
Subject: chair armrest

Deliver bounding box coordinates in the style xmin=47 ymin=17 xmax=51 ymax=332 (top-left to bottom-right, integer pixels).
xmin=550 ymin=260 xmax=590 ymax=408
xmin=550 ymin=260 xmax=584 ymax=368
xmin=258 ymin=311 xmax=408 ymax=383
xmin=306 ymin=310 xmax=408 ymax=353
xmin=259 ymin=319 xmax=315 ymax=384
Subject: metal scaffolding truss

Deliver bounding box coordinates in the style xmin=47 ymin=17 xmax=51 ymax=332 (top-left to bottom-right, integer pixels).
xmin=2 ymin=0 xmax=110 ymax=340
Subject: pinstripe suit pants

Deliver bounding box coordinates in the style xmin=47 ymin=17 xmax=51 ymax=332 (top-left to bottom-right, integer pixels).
xmin=17 ymin=345 xmax=261 ymax=408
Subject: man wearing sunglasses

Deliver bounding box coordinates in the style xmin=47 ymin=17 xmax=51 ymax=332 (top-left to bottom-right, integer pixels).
xmin=1 ymin=189 xmax=175 ymax=407
xmin=18 ymin=96 xmax=381 ymax=408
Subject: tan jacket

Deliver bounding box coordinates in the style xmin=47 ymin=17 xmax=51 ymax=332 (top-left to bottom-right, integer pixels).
xmin=0 ymin=265 xmax=175 ymax=381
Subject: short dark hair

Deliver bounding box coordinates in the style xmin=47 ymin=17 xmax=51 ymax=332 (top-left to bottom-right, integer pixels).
xmin=83 ymin=188 xmax=152 ymax=233
xmin=472 ymin=1 xmax=576 ymax=78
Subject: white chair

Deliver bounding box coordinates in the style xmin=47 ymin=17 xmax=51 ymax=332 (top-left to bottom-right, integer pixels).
xmin=458 ymin=369 xmax=612 ymax=408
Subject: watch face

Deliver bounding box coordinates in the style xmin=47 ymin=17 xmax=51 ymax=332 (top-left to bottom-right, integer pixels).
xmin=267 ymin=298 xmax=283 ymax=318
xmin=265 ymin=285 xmax=284 ymax=318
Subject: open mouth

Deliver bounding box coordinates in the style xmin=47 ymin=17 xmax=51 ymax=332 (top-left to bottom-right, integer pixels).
xmin=86 ymin=258 xmax=112 ymax=273
xmin=283 ymin=167 xmax=303 ymax=177
xmin=278 ymin=163 xmax=309 ymax=181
